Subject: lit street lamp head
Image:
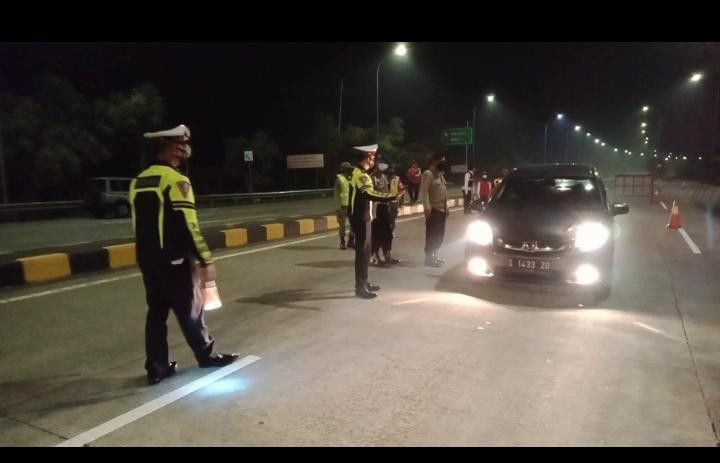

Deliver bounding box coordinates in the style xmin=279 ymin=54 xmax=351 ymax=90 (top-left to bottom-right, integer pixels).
xmin=394 ymin=43 xmax=407 ymax=56
xmin=556 ymin=113 xmax=564 ymax=120
xmin=690 ymin=72 xmax=703 ymax=82
xmin=642 ymin=105 xmax=650 ymax=112
xmin=574 ymin=125 xmax=581 ymax=131
xmin=486 ymin=93 xmax=495 ymax=103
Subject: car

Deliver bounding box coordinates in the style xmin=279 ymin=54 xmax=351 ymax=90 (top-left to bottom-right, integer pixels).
xmin=464 ymin=164 xmax=629 ymax=302
xmin=84 ymin=177 xmax=133 ymax=218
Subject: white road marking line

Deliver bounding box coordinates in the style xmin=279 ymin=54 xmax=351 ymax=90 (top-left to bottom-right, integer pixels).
xmin=633 ymin=322 xmax=684 ymax=342
xmin=678 ymin=228 xmax=702 ymax=254
xmin=56 ymin=355 xmax=261 ymax=447
xmin=0 ymin=212 xmax=436 ymax=305
xmin=660 ymin=201 xmax=668 ymax=210
xmin=392 ymin=297 xmax=431 ymax=306
xmin=0 ymin=274 xmax=142 ymax=305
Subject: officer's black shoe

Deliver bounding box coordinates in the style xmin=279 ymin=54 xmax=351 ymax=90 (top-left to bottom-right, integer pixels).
xmin=425 ymin=257 xmax=443 ymax=268
xmin=356 ymin=288 xmax=377 ymax=299
xmin=366 ymin=283 xmax=381 ymax=292
xmin=199 ymin=353 xmax=239 ymax=368
xmin=340 ymin=242 xmax=347 ymax=250
xmin=385 ymin=256 xmax=400 ymax=265
xmin=147 ymin=361 xmax=177 ymax=385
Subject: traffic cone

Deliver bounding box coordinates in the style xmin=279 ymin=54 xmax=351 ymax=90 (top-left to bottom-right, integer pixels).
xmin=667 ymin=201 xmax=682 ymax=229
xmin=651 ymin=189 xmax=660 ymax=204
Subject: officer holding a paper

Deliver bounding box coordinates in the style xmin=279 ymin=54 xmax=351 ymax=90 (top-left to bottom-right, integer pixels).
xmin=130 ymin=124 xmax=238 ymax=385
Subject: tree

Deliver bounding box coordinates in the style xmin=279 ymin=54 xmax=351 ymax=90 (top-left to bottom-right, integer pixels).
xmin=0 ymin=74 xmax=111 ymax=200
xmin=95 ymin=82 xmax=166 ymax=173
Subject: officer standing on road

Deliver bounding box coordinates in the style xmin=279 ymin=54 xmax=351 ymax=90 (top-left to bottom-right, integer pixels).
xmin=349 ymin=144 xmax=398 ymax=299
xmin=462 ymin=164 xmax=475 ymax=214
xmin=130 ymin=124 xmax=238 ymax=385
xmin=334 ymin=162 xmax=354 ymax=250
xmin=420 ymin=153 xmax=449 ymax=267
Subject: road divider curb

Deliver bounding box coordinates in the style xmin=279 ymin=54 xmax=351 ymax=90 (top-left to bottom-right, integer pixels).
xmin=0 ymin=197 xmax=462 ymax=288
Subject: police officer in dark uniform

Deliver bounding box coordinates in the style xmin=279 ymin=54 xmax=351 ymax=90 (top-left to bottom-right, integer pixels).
xmin=130 ymin=124 xmax=238 ymax=385
xmin=348 ymin=144 xmax=398 ymax=299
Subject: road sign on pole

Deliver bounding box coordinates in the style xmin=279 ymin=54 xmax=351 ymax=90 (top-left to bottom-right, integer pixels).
xmin=441 ymin=127 xmax=473 ymax=145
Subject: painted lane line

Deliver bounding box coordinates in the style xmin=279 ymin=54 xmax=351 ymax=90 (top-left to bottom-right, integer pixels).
xmin=678 ymin=228 xmax=702 ymax=254
xmin=391 ymin=297 xmax=431 ymax=306
xmin=660 ymin=201 xmax=668 ymax=210
xmin=0 ymin=273 xmax=142 ymax=305
xmin=0 ymin=211 xmax=435 ymax=305
xmin=56 ymin=355 xmax=261 ymax=447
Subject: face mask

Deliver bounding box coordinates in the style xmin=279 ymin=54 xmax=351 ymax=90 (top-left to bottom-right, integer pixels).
xmin=378 ymin=163 xmax=388 ymax=172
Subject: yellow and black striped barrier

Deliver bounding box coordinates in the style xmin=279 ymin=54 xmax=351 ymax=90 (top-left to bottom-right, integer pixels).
xmin=0 ymin=198 xmax=463 ymax=288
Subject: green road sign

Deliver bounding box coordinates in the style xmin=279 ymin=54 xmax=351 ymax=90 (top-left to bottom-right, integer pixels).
xmin=441 ymin=127 xmax=473 ymax=145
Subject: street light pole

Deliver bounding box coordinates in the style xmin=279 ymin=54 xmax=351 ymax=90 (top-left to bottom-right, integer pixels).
xmin=376 ymin=61 xmax=382 ymax=144
xmin=0 ymin=119 xmax=7 ymax=204
xmin=543 ymin=123 xmax=548 ymax=164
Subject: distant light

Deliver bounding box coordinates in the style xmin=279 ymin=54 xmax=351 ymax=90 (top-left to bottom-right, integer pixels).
xmin=641 ymin=130 xmax=646 ymax=134
xmin=574 ymin=125 xmax=581 ymax=131
xmin=641 ymin=153 xmax=645 ymax=156
xmin=556 ymin=113 xmax=564 ymax=120
xmin=675 ymin=156 xmax=678 ymax=160
xmin=654 ymin=154 xmax=658 ymax=158
xmin=586 ymin=133 xmax=591 ymax=137
xmin=641 ymin=122 xmax=647 ymax=127
xmin=644 ymin=141 xmax=648 ymax=144
xmin=699 ymin=156 xmax=703 ymax=160
xmin=486 ymin=93 xmax=495 ymax=103
xmin=594 ymin=138 xmax=600 ymax=144
xmin=642 ymin=105 xmax=650 ymax=112
xmin=690 ymin=72 xmax=703 ymax=82
xmin=683 ymin=156 xmax=687 ymax=160
xmin=601 ymin=142 xmax=606 ymax=146
xmin=394 ymin=43 xmax=408 ymax=56
xmin=614 ymin=148 xmax=618 ymax=152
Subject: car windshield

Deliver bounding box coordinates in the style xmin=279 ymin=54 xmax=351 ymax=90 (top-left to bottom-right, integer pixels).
xmin=493 ymin=177 xmax=603 ymax=210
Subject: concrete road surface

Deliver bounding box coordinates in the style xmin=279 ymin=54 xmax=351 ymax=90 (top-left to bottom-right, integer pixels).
xmin=0 ymin=187 xmax=719 ymax=446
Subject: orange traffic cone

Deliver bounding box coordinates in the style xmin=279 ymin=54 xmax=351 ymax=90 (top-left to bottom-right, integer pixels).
xmin=667 ymin=201 xmax=682 ymax=229
xmin=651 ymin=189 xmax=660 ymax=204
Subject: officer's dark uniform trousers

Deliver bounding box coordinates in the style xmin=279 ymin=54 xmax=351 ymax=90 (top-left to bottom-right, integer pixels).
xmin=141 ymin=260 xmax=214 ymax=371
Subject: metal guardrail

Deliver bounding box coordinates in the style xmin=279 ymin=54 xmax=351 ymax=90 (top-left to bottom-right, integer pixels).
xmin=0 ymin=189 xmax=335 ymax=220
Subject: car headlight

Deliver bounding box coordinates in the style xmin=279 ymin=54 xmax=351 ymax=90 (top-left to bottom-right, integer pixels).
xmin=574 ymin=222 xmax=609 ymax=252
xmin=467 ymin=220 xmax=493 ymax=246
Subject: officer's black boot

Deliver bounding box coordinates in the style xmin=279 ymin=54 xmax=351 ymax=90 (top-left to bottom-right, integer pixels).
xmin=147 ymin=361 xmax=177 ymax=385
xmin=199 ymin=353 xmax=239 ymax=368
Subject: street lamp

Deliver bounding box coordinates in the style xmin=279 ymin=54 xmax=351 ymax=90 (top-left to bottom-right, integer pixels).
xmin=641 ymin=122 xmax=647 ymax=127
xmin=472 ymin=92 xmax=496 ymax=166
xmin=574 ymin=125 xmax=581 ymax=132
xmin=595 ymin=138 xmax=600 ymax=144
xmin=544 ymin=113 xmax=566 ymax=163
xmin=688 ymin=71 xmax=720 ymax=157
xmin=642 ymin=105 xmax=650 ymax=112
xmin=376 ymin=43 xmax=408 ymax=143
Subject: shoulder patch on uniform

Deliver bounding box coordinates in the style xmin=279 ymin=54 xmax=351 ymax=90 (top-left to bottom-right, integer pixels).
xmin=176 ymin=181 xmax=191 ymax=198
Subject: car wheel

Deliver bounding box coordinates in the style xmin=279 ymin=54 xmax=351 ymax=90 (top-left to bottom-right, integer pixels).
xmin=115 ymin=201 xmax=131 ymax=218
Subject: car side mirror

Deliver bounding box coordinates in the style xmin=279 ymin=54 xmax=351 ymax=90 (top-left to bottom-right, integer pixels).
xmin=611 ymin=202 xmax=629 ymax=216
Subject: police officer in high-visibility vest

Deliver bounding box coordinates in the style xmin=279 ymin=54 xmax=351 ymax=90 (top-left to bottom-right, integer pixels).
xmin=349 ymin=144 xmax=398 ymax=299
xmin=334 ymin=162 xmax=354 ymax=250
xmin=131 ymin=124 xmax=238 ymax=385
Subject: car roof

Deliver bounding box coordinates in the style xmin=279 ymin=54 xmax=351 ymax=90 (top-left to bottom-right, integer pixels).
xmin=507 ymin=164 xmax=598 ymax=179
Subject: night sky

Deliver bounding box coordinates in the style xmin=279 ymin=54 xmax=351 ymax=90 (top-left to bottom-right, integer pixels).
xmin=2 ymin=42 xmax=719 ymax=164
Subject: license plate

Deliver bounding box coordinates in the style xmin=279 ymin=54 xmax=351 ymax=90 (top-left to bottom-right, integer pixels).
xmin=506 ymin=258 xmax=551 ymax=271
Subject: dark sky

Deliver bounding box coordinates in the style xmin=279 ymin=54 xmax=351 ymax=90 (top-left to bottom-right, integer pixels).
xmin=2 ymin=42 xmax=719 ymax=164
